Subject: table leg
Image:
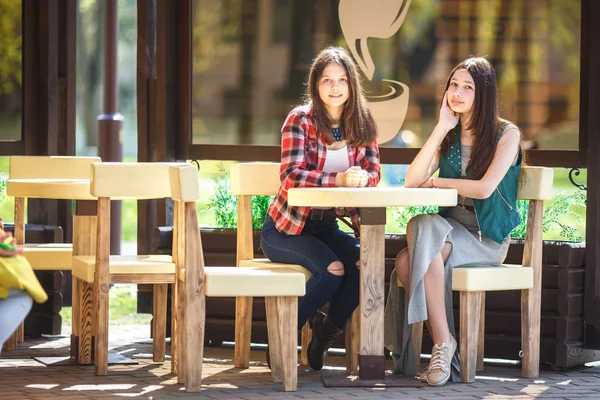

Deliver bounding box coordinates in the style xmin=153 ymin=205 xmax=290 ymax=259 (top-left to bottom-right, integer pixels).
xmin=358 ymin=208 xmax=386 ymax=380
xmin=70 ymin=200 xmax=97 ymax=364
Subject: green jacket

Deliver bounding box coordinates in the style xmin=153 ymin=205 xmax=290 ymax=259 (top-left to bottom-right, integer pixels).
xmin=438 ymin=123 xmax=522 ymax=244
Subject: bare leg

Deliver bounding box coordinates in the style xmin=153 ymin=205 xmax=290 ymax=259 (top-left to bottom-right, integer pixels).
xmin=423 ymin=243 xmax=452 ymax=344
xmin=327 ymin=261 xmax=344 ymax=276
xmin=394 ymin=248 xmax=411 ymax=291
xmin=394 ymin=219 xmax=414 ymax=292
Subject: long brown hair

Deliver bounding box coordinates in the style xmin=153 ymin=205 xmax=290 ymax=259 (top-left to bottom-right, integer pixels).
xmin=440 ymin=57 xmax=522 ymax=179
xmin=305 ymin=46 xmax=377 ymax=147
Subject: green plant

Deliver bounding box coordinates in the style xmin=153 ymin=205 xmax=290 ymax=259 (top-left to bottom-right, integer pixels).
xmin=208 ymin=165 xmax=238 ymax=228
xmin=206 ymin=164 xmax=272 ymax=229
xmin=252 ymin=193 xmax=272 ymax=230
xmin=390 ymin=187 xmax=586 ymax=242
xmin=391 ymin=205 xmax=439 ymax=232
xmin=511 ymin=190 xmax=586 ymax=242
xmin=0 ymin=176 xmax=6 ymax=203
xmin=390 ymin=177 xmax=439 ymax=233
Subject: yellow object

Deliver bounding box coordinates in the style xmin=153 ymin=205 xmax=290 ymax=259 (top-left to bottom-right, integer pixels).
xmin=0 ymin=254 xmax=48 ymax=303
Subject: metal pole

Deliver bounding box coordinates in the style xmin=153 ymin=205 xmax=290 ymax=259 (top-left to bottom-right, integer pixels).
xmin=98 ymin=0 xmax=123 ymax=255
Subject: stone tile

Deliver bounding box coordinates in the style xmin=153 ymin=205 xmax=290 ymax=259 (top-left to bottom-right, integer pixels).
xmin=2 ymin=325 xmax=600 ymax=399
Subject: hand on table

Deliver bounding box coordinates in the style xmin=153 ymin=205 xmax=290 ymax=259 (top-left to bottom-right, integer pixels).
xmin=343 ymin=166 xmax=369 ymax=187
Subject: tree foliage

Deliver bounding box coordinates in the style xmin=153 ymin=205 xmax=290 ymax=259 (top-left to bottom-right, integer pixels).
xmin=0 ymin=0 xmax=22 ymax=95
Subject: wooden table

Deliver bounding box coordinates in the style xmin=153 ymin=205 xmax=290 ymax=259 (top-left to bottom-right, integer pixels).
xmin=7 ymin=178 xmax=98 ymax=364
xmin=288 ymin=187 xmax=457 ymax=380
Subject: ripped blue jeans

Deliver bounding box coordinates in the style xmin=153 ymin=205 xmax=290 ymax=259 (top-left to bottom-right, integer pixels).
xmin=260 ymin=214 xmax=360 ymax=330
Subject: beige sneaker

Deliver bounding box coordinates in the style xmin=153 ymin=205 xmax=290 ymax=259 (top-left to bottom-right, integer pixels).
xmin=417 ymin=364 xmax=430 ymax=381
xmin=426 ymin=336 xmax=457 ymax=386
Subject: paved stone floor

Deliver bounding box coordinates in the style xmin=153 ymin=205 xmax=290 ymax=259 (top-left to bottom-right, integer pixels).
xmin=1 ymin=325 xmax=599 ymax=399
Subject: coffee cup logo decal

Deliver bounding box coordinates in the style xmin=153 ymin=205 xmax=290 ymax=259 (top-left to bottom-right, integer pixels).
xmin=339 ymin=0 xmax=410 ymax=80
xmin=339 ymin=0 xmax=411 ymax=144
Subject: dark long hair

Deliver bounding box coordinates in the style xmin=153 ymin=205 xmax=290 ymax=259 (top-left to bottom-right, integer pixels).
xmin=305 ymin=46 xmax=377 ymax=147
xmin=440 ymin=57 xmax=520 ymax=179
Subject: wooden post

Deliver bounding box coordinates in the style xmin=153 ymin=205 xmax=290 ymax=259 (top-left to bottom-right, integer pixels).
xmin=94 ymin=198 xmax=111 ymax=375
xmin=152 ymin=283 xmax=168 ymax=362
xmin=175 ymin=200 xmax=187 ymax=384
xmin=265 ymin=297 xmax=282 ymax=382
xmin=98 ymin=0 xmax=123 ymax=255
xmin=460 ymin=291 xmax=483 ymax=382
xmin=358 ymin=207 xmax=386 ymax=380
xmin=183 ymin=202 xmax=205 ymax=392
xmin=234 ymin=195 xmax=254 ymax=369
xmin=278 ymin=296 xmax=298 ymax=392
xmin=521 ymin=200 xmax=544 ymax=378
xmin=70 ymin=201 xmax=97 ymax=365
xmin=345 ymin=307 xmax=360 ymax=374
xmin=477 ymin=293 xmax=486 ymax=371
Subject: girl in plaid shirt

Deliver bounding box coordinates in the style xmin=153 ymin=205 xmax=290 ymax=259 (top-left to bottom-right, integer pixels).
xmin=260 ymin=46 xmax=380 ymax=371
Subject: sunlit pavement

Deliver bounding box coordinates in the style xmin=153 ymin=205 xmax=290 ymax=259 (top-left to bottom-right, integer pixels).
xmin=1 ymin=325 xmax=599 ymax=399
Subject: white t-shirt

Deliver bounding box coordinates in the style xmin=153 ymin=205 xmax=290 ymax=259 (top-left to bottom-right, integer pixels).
xmin=312 ymin=146 xmax=350 ymax=210
xmin=323 ymin=146 xmax=350 ymax=173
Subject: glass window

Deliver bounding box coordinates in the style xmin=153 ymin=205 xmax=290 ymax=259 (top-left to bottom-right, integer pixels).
xmin=191 ymin=0 xmax=581 ymax=151
xmin=0 ymin=0 xmax=22 ymax=142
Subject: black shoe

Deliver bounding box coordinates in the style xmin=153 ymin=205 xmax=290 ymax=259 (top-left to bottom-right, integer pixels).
xmin=307 ymin=311 xmax=343 ymax=370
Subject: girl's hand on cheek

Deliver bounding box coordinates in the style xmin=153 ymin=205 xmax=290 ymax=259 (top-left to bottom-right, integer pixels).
xmin=438 ymin=92 xmax=460 ymax=132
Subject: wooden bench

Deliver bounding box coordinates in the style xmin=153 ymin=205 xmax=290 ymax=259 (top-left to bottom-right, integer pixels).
xmin=402 ymin=166 xmax=554 ymax=382
xmin=230 ymin=162 xmax=360 ymax=373
xmin=169 ymin=164 xmax=305 ymax=392
xmin=5 ymin=155 xmax=101 ymax=350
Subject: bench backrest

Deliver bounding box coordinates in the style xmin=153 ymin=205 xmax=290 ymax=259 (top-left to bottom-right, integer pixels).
xmin=230 ymin=162 xmax=555 ymax=270
xmin=230 ymin=162 xmax=281 ymax=265
xmin=229 ymin=163 xmax=554 ymax=201
xmin=169 ymin=164 xmax=201 ymax=202
xmin=9 ymin=156 xmax=101 ymax=180
xmin=230 ymin=162 xmax=281 ymax=196
xmin=517 ymin=167 xmax=554 ymax=201
xmin=91 ymin=162 xmax=189 ymax=199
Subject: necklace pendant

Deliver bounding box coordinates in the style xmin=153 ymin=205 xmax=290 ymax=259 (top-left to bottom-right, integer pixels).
xmin=332 ymin=127 xmax=342 ymax=141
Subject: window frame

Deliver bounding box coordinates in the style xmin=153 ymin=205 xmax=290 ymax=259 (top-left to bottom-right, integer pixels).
xmin=179 ymin=1 xmax=588 ymax=168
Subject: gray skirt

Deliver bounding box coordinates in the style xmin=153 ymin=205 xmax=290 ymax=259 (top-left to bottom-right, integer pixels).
xmin=384 ymin=206 xmax=510 ymax=381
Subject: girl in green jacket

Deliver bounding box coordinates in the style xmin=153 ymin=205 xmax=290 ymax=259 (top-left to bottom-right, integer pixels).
xmin=394 ymin=57 xmax=524 ymax=386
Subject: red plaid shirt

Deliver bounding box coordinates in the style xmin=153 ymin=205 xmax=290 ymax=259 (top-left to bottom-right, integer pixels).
xmin=268 ymin=105 xmax=381 ymax=235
